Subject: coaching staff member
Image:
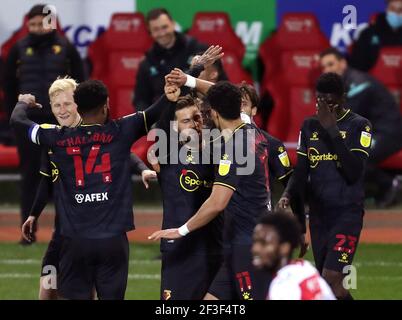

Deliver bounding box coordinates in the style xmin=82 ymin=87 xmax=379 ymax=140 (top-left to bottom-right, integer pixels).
xmin=133 ymin=8 xmax=207 ymax=111
xmin=3 ymin=4 xmax=85 ymax=243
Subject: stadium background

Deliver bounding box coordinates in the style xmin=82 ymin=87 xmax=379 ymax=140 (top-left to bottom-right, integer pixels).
xmin=0 ymin=0 xmax=401 ymax=300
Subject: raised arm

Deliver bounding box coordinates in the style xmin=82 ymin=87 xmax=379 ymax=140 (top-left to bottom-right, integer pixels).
xmin=148 ymin=184 xmax=232 ymax=241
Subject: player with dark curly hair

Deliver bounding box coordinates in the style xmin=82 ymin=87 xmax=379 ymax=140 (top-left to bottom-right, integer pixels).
xmin=278 ymin=72 xmax=372 ymax=300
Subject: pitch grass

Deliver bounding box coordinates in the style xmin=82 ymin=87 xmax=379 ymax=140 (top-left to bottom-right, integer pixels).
xmin=0 ymin=242 xmax=401 ymax=300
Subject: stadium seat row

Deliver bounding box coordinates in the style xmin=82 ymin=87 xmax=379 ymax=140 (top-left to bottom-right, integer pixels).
xmin=0 ymin=12 xmax=401 ymax=170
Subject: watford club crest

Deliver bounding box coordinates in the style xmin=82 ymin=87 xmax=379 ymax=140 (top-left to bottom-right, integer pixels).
xmin=310 ymin=131 xmax=319 ymax=141
xmin=186 ymin=151 xmax=195 ymax=164
xmin=338 ymin=252 xmax=349 ymax=263
xmin=242 ymin=291 xmax=252 ymax=300
xmin=218 ymin=154 xmax=231 ymax=176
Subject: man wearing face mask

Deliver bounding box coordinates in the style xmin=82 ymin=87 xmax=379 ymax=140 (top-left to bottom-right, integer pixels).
xmin=3 ymin=4 xmax=85 ymax=244
xmin=349 ymin=0 xmax=402 ymax=72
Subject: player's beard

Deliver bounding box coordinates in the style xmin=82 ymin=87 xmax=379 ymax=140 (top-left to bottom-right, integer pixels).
xmin=262 ymin=253 xmax=283 ymax=273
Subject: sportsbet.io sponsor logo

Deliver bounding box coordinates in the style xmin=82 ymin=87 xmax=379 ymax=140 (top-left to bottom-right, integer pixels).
xmin=308 ymin=147 xmax=338 ymax=168
xmin=75 ymin=192 xmax=108 ymax=204
xmin=179 ymin=170 xmax=212 ymax=192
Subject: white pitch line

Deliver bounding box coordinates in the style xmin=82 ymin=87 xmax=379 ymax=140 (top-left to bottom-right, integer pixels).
xmin=1 ymin=259 xmax=402 ymax=267
xmin=0 ymin=273 xmax=160 ymax=280
xmin=0 ymin=259 xmax=159 ymax=265
xmin=2 ymin=273 xmax=399 ymax=281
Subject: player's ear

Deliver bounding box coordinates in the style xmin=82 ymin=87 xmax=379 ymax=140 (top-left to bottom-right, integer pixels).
xmin=172 ymin=119 xmax=178 ymax=132
xmin=279 ymin=242 xmax=292 ymax=258
xmin=210 ymin=70 xmax=218 ymax=82
xmin=103 ymin=98 xmax=110 ymax=114
xmin=251 ymin=106 xmax=258 ymax=117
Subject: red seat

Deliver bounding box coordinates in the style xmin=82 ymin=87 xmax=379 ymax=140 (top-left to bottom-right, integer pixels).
xmin=87 ymin=13 xmax=152 ymax=117
xmin=259 ymin=13 xmax=329 ymax=80
xmin=370 ymin=48 xmax=402 ymax=170
xmin=221 ymin=52 xmax=253 ymax=85
xmin=106 ymin=51 xmax=144 ymax=119
xmin=370 ymin=47 xmax=402 ymax=87
xmin=0 ymin=145 xmax=19 ymax=167
xmin=188 ymin=12 xmax=245 ymax=61
xmin=380 ymin=150 xmax=402 ymax=170
xmin=105 ymin=13 xmax=152 ymax=51
xmin=267 ymin=50 xmax=321 ymax=163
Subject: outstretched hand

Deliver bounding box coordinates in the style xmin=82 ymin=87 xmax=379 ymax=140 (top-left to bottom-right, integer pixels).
xmin=18 ymin=94 xmax=42 ymax=108
xmin=195 ymin=45 xmax=224 ymax=68
xmin=148 ymin=228 xmax=182 ymax=241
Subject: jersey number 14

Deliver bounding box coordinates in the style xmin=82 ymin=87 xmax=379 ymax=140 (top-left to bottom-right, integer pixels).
xmin=67 ymin=145 xmax=112 ymax=187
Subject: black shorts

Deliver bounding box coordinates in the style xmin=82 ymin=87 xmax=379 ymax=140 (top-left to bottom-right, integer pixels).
xmin=310 ymin=215 xmax=363 ymax=274
xmin=207 ymin=244 xmax=270 ymax=300
xmin=41 ymin=231 xmax=63 ymax=277
xmin=58 ymin=234 xmax=129 ymax=300
xmin=161 ymin=250 xmax=222 ymax=300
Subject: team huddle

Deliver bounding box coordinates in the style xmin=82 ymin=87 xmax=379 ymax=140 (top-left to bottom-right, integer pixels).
xmin=10 ymin=39 xmax=371 ymax=300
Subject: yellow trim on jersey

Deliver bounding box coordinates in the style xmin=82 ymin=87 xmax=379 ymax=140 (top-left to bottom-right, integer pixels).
xmin=350 ymin=148 xmax=369 ymax=157
xmin=210 ymin=134 xmax=223 ymax=143
xmin=233 ymin=122 xmax=246 ymax=133
xmin=143 ymin=111 xmax=148 ymax=133
xmin=80 ymin=124 xmax=102 ymax=127
xmin=297 ymin=151 xmax=307 ymax=157
xmin=39 ymin=171 xmax=51 ymax=177
xmin=213 ymin=182 xmax=236 ymax=191
xmin=278 ymin=169 xmax=293 ymax=181
xmin=337 ymin=109 xmax=351 ymax=122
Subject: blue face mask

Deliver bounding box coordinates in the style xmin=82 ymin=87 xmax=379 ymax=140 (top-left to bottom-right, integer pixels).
xmin=386 ymin=11 xmax=402 ymax=29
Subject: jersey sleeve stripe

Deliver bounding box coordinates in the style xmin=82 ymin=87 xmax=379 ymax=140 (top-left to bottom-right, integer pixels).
xmin=39 ymin=171 xmax=51 ymax=177
xmin=213 ymin=182 xmax=236 ymax=191
xmin=29 ymin=124 xmax=40 ymax=145
xmin=297 ymin=151 xmax=307 ymax=157
xmin=278 ymin=169 xmax=293 ymax=181
xmin=350 ymin=148 xmax=369 ymax=157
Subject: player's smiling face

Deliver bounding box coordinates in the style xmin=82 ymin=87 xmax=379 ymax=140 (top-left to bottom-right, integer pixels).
xmin=148 ymin=14 xmax=176 ymax=49
xmin=320 ymin=54 xmax=346 ymax=75
xmin=175 ymin=105 xmax=203 ymax=143
xmin=50 ymin=89 xmax=80 ymax=127
xmin=252 ymin=225 xmax=282 ymax=271
xmin=241 ymin=94 xmax=257 ymax=118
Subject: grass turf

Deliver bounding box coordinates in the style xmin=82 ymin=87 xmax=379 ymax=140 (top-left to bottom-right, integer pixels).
xmin=0 ymin=242 xmax=401 ymax=300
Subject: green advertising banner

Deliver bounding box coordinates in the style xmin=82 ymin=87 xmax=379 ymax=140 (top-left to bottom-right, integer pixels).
xmin=137 ymin=0 xmax=276 ymax=79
